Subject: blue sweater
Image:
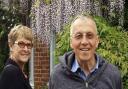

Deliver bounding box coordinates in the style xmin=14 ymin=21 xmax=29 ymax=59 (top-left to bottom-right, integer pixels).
xmin=49 ymin=51 xmax=122 ymax=89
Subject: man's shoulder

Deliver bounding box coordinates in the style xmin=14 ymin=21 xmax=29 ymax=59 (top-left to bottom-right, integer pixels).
xmin=97 ymin=55 xmax=121 ymax=77
xmin=98 ymin=54 xmax=120 ymax=74
xmin=52 ymin=63 xmax=64 ymax=74
xmin=106 ymin=63 xmax=120 ymax=73
xmin=104 ymin=63 xmax=121 ymax=79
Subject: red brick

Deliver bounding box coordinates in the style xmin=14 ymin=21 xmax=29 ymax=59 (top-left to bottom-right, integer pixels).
xmin=34 ymin=39 xmax=50 ymax=89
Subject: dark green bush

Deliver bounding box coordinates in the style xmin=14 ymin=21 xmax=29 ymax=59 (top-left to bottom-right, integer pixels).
xmin=42 ymin=85 xmax=48 ymax=89
xmin=0 ymin=0 xmax=22 ymax=72
xmin=54 ymin=16 xmax=128 ymax=89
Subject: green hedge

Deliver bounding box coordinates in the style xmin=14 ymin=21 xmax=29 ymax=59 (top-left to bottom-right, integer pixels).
xmin=54 ymin=16 xmax=128 ymax=89
xmin=0 ymin=1 xmax=23 ymax=72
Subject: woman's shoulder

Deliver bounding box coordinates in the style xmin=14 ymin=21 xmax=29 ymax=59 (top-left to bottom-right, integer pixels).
xmin=1 ymin=64 xmax=20 ymax=77
xmin=4 ymin=64 xmax=19 ymax=71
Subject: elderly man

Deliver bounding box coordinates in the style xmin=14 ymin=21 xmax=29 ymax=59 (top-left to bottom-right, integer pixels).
xmin=48 ymin=15 xmax=122 ymax=89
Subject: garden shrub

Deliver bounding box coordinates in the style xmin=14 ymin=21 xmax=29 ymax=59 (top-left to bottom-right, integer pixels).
xmin=0 ymin=1 xmax=22 ymax=72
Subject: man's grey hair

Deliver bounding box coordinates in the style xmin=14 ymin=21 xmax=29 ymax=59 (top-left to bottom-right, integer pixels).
xmin=70 ymin=15 xmax=98 ymax=37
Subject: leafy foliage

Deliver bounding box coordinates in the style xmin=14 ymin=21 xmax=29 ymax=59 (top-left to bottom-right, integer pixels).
xmin=0 ymin=0 xmax=22 ymax=72
xmin=94 ymin=16 xmax=128 ymax=89
xmin=42 ymin=85 xmax=48 ymax=89
xmin=33 ymin=0 xmax=51 ymax=7
xmin=55 ymin=16 xmax=128 ymax=88
xmin=124 ymin=0 xmax=128 ymax=31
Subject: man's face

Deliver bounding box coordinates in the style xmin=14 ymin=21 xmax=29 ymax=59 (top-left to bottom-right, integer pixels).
xmin=70 ymin=19 xmax=99 ymax=63
xmin=10 ymin=37 xmax=33 ymax=64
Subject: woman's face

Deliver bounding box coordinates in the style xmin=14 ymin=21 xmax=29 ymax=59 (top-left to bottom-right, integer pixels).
xmin=10 ymin=37 xmax=33 ymax=64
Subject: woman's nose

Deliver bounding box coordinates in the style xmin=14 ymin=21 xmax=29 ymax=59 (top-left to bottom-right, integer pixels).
xmin=23 ymin=46 xmax=29 ymax=51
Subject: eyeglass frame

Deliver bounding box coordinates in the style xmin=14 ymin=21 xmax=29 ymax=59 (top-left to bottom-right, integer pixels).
xmin=14 ymin=41 xmax=33 ymax=49
xmin=71 ymin=32 xmax=97 ymax=40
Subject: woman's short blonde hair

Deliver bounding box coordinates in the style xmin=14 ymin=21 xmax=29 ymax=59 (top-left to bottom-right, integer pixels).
xmin=8 ymin=25 xmax=33 ymax=45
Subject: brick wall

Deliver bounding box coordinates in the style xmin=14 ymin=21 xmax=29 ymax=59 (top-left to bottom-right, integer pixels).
xmin=34 ymin=39 xmax=50 ymax=89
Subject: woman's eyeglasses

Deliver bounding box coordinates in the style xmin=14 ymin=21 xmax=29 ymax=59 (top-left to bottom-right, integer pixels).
xmin=15 ymin=41 xmax=33 ymax=49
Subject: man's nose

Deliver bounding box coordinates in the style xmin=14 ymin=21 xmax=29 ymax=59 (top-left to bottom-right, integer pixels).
xmin=81 ymin=35 xmax=88 ymax=44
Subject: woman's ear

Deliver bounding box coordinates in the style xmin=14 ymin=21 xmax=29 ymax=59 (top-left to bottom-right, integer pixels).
xmin=8 ymin=42 xmax=13 ymax=51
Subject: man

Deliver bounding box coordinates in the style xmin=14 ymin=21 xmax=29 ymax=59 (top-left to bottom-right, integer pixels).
xmin=48 ymin=15 xmax=122 ymax=89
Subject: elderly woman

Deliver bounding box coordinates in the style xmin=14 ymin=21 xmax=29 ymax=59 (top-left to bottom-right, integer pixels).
xmin=0 ymin=25 xmax=33 ymax=89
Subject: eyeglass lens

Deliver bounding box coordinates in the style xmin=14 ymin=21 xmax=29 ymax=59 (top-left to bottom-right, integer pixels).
xmin=16 ymin=41 xmax=33 ymax=49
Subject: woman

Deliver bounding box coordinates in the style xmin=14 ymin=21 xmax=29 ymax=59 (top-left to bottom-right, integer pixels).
xmin=0 ymin=25 xmax=33 ymax=89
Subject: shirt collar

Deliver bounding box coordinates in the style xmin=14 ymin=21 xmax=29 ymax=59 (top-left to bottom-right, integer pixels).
xmin=71 ymin=55 xmax=99 ymax=73
xmin=71 ymin=58 xmax=80 ymax=72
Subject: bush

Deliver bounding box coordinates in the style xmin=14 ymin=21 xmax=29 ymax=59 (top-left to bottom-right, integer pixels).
xmin=0 ymin=1 xmax=22 ymax=73
xmin=54 ymin=16 xmax=128 ymax=89
xmin=42 ymin=85 xmax=48 ymax=89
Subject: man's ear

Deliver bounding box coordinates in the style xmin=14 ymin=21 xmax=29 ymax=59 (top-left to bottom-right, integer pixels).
xmin=70 ymin=38 xmax=73 ymax=49
xmin=70 ymin=43 xmax=73 ymax=49
xmin=96 ymin=36 xmax=100 ymax=48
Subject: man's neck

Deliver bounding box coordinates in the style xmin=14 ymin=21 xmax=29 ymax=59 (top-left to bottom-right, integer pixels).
xmin=78 ymin=57 xmax=96 ymax=76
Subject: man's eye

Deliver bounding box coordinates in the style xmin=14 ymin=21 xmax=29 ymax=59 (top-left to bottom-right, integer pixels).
xmin=74 ymin=34 xmax=83 ymax=39
xmin=86 ymin=33 xmax=94 ymax=39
